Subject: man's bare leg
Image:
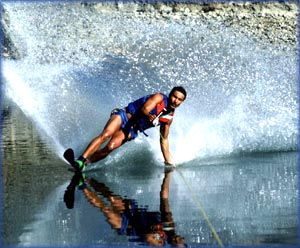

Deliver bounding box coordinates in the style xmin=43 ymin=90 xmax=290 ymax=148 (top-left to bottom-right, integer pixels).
xmin=88 ymin=130 xmax=127 ymax=163
xmin=82 ymin=114 xmax=123 ymax=160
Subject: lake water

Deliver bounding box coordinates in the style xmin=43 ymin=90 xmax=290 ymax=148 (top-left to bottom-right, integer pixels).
xmin=2 ymin=97 xmax=298 ymax=246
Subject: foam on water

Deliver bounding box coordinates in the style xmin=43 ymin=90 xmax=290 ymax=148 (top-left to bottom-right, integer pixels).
xmin=2 ymin=2 xmax=298 ymax=164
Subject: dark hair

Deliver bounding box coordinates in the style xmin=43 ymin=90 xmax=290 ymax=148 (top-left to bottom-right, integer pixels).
xmin=169 ymin=86 xmax=187 ymax=100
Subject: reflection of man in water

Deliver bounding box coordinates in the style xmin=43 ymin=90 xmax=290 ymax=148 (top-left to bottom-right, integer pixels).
xmin=69 ymin=170 xmax=186 ymax=247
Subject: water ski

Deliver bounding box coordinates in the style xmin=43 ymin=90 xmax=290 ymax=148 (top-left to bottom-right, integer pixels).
xmin=63 ymin=148 xmax=76 ymax=171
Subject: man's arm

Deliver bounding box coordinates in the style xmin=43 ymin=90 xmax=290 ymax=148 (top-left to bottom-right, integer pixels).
xmin=140 ymin=93 xmax=175 ymax=165
xmin=140 ymin=93 xmax=164 ymax=122
xmin=160 ymin=121 xmax=175 ymax=166
xmin=160 ymin=171 xmax=174 ymax=222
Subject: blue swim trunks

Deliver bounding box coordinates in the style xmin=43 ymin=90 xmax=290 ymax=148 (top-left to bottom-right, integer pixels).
xmin=111 ymin=108 xmax=138 ymax=140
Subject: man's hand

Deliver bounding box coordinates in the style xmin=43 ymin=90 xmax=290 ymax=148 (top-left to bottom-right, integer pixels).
xmin=148 ymin=113 xmax=157 ymax=122
xmin=164 ymin=160 xmax=176 ymax=167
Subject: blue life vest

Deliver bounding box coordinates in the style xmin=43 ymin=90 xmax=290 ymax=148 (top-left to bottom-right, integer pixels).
xmin=127 ymin=94 xmax=173 ymax=133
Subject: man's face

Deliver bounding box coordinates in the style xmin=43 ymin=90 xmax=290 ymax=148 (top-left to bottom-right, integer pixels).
xmin=168 ymin=90 xmax=185 ymax=110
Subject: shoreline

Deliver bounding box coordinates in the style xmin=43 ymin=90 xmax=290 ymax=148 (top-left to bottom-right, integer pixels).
xmin=91 ymin=1 xmax=298 ymax=46
xmin=2 ymin=1 xmax=298 ymax=59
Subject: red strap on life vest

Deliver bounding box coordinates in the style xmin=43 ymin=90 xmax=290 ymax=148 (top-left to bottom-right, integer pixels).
xmin=159 ymin=113 xmax=174 ymax=123
xmin=156 ymin=100 xmax=165 ymax=114
xmin=156 ymin=100 xmax=174 ymax=123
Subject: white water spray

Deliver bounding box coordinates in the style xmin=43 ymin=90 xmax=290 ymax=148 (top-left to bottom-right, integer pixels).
xmin=2 ymin=2 xmax=298 ymax=164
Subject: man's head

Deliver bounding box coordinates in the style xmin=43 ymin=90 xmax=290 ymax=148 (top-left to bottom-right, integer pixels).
xmin=168 ymin=86 xmax=187 ymax=110
xmin=169 ymin=86 xmax=187 ymax=100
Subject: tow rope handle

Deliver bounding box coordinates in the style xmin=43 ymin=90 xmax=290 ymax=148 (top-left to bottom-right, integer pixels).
xmin=153 ymin=108 xmax=167 ymax=126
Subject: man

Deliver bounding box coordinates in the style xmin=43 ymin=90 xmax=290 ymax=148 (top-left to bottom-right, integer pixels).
xmin=73 ymin=86 xmax=187 ymax=171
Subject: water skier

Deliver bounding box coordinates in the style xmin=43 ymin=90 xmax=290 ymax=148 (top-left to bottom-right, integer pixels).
xmin=71 ymin=86 xmax=186 ymax=171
